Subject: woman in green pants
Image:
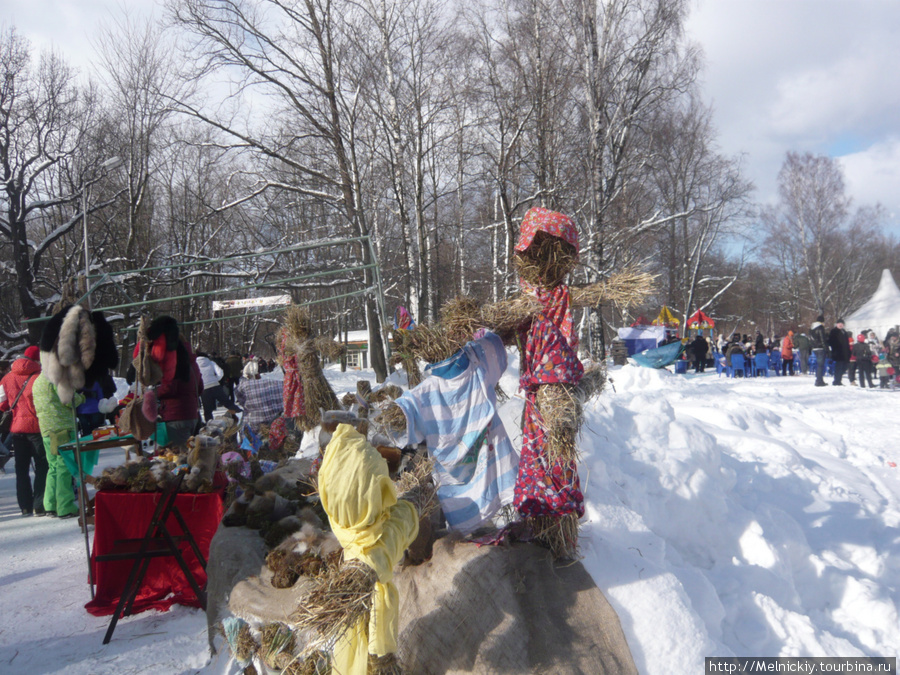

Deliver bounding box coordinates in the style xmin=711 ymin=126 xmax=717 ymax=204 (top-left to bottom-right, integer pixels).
xmin=32 ymin=372 xmax=83 ymax=519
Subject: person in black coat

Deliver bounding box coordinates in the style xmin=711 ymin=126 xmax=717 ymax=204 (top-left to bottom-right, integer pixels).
xmin=827 ymin=318 xmax=851 ymax=385
xmin=690 ymin=335 xmax=709 ymax=373
xmin=851 ymin=335 xmax=875 ymax=388
xmin=754 ymin=333 xmax=767 ymax=356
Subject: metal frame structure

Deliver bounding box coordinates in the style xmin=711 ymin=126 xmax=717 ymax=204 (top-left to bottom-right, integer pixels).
xmin=24 ymin=236 xmax=390 ymax=353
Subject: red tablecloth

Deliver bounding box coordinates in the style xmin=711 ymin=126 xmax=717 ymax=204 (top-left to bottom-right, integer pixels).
xmin=85 ymin=490 xmax=224 ymax=617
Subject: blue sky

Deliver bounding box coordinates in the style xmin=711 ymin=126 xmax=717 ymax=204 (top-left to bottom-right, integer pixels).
xmin=4 ymin=0 xmax=899 ymax=233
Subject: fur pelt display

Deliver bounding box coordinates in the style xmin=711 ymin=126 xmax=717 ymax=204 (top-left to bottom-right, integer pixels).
xmin=39 ymin=304 xmax=117 ymax=405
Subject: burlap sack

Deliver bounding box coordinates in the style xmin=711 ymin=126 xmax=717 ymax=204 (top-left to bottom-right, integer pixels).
xmin=206 ymin=529 xmax=638 ymax=674
xmin=394 ymin=537 xmax=638 ymax=674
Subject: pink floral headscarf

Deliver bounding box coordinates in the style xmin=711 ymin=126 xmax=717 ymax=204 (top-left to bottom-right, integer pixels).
xmin=515 ymin=207 xmax=579 ymax=255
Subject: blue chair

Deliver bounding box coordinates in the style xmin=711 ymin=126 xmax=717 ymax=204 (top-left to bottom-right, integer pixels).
xmin=825 ymin=358 xmax=835 ymax=375
xmin=730 ymin=353 xmax=746 ymax=378
xmin=769 ymin=349 xmax=783 ymax=376
xmin=753 ymin=352 xmax=769 ymax=377
xmin=716 ymin=357 xmax=726 ymax=377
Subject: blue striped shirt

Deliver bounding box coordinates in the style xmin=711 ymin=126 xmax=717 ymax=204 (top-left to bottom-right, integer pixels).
xmin=395 ymin=332 xmax=519 ymax=533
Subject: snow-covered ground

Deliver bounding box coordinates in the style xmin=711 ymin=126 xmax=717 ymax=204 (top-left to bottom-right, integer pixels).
xmin=1 ymin=359 xmax=898 ymax=674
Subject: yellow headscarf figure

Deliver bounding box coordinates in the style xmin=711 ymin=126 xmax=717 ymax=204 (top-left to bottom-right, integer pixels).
xmin=319 ymin=424 xmax=419 ymax=674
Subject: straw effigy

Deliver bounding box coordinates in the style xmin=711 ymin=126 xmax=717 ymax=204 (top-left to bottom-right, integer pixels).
xmin=280 ymin=307 xmax=341 ymax=431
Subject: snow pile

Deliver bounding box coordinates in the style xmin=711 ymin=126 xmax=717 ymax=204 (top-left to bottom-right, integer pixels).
xmin=575 ymin=365 xmax=900 ymax=672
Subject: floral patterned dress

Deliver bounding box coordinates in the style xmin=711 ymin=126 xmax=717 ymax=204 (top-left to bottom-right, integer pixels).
xmin=512 ymin=283 xmax=585 ymax=519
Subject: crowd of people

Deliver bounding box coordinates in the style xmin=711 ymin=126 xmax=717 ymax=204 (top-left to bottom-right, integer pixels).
xmin=0 ymin=314 xmax=285 ymax=520
xmin=694 ymin=318 xmax=900 ymax=389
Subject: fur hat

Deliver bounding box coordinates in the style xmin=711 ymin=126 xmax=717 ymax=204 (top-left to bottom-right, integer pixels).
xmin=39 ymin=305 xmax=119 ymax=404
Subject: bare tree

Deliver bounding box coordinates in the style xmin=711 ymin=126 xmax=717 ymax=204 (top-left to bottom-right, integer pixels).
xmin=567 ymin=0 xmax=699 ymax=356
xmin=169 ymin=0 xmax=390 ymax=380
xmin=764 ymin=151 xmax=885 ymax=320
xmin=651 ymin=97 xmax=753 ymax=333
xmin=0 ymin=28 xmax=99 ymax=343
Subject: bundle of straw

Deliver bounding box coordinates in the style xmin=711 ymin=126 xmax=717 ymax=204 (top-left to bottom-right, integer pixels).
xmin=373 ymin=403 xmax=407 ymax=434
xmin=405 ymin=323 xmax=460 ymax=366
xmin=261 ymin=623 xmax=296 ymax=671
xmin=368 ymin=653 xmax=403 ymax=675
xmin=314 ymin=336 xmax=345 ymax=362
xmin=529 ymin=511 xmax=580 ymax=560
xmin=439 ymin=296 xmax=483 ymax=346
xmin=576 ymin=365 xmax=606 ymax=402
xmin=480 ymin=295 xmax=542 ymax=341
xmin=227 ymin=619 xmax=259 ymax=664
xmin=281 ymin=652 xmax=329 ymax=675
xmin=371 ymin=385 xmax=402 ymax=403
xmin=395 ymin=456 xmax=438 ymax=520
xmin=289 ymin=559 xmax=379 ymax=653
xmin=535 ymin=383 xmax=583 ymax=464
xmin=570 ymin=266 xmax=657 ymax=309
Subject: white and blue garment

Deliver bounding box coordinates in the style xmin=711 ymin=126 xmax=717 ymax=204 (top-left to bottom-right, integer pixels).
xmin=394 ymin=331 xmax=519 ymax=533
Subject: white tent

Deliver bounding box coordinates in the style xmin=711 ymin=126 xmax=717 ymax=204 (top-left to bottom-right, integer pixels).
xmin=844 ymin=269 xmax=900 ymax=341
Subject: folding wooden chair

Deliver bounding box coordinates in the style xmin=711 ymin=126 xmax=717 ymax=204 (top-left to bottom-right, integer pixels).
xmin=96 ymin=471 xmax=207 ymax=644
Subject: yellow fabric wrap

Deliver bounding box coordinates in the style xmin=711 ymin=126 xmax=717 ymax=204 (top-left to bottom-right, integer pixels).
xmin=319 ymin=424 xmax=419 ymax=675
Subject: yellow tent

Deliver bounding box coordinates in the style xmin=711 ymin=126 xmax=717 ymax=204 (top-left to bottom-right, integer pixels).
xmin=653 ymin=306 xmax=680 ymax=327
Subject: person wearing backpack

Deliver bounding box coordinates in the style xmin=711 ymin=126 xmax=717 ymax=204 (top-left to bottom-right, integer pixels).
xmin=0 ymin=347 xmax=45 ymax=516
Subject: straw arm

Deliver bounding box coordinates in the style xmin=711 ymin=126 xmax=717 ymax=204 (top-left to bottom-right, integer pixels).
xmin=478 ymin=294 xmax=541 ymax=343
xmin=569 ymin=269 xmax=657 ymax=309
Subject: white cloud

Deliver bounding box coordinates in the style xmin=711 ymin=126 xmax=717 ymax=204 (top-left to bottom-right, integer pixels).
xmin=769 ymin=45 xmax=900 ymax=140
xmin=841 ymin=139 xmax=900 ymax=221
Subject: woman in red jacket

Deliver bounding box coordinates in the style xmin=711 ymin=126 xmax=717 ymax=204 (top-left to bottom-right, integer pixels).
xmin=146 ymin=316 xmax=202 ymax=449
xmin=0 ymin=347 xmax=46 ymax=516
